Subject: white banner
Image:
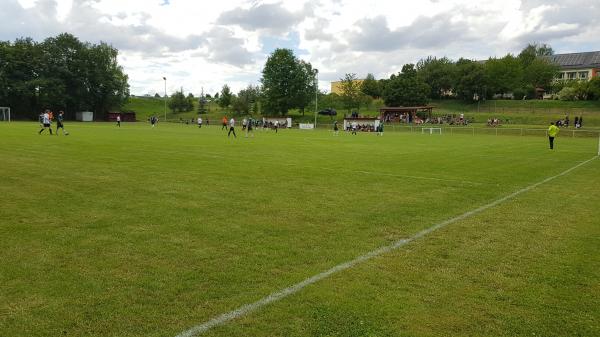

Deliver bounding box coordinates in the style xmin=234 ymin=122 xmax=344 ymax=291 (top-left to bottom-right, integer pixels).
xmin=299 ymin=123 xmax=314 ymax=129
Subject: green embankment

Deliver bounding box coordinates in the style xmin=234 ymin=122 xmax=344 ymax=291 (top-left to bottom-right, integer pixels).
xmin=123 ymin=96 xmax=600 ymax=127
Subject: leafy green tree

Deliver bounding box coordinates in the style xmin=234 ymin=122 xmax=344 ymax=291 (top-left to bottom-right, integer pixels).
xmin=518 ymin=43 xmax=554 ymax=67
xmin=260 ymin=48 xmax=315 ymax=115
xmin=522 ymin=58 xmax=558 ymax=95
xmin=361 ymin=73 xmax=381 ymax=98
xmin=382 ymin=64 xmax=429 ymax=106
xmin=485 ymin=54 xmax=523 ymax=96
xmin=416 ymin=56 xmax=456 ymax=99
xmin=339 ymin=73 xmax=365 ymax=112
xmin=168 ymin=90 xmax=193 ymax=112
xmin=293 ymin=60 xmax=317 ymax=115
xmin=0 ymin=33 xmax=128 ymax=119
xmin=219 ymin=84 xmax=232 ymax=108
xmin=232 ymin=85 xmax=260 ymax=115
xmin=454 ymin=58 xmax=486 ymax=101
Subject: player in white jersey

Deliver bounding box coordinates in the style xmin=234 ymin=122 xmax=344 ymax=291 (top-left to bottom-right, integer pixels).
xmin=228 ymin=118 xmax=236 ymax=138
xmin=38 ymin=110 xmax=53 ymax=135
xmin=197 ymin=117 xmax=203 ymax=128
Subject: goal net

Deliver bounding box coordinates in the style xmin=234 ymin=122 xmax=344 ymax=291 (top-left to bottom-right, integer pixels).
xmin=0 ymin=107 xmax=10 ymax=122
xmin=421 ymin=127 xmax=442 ymax=135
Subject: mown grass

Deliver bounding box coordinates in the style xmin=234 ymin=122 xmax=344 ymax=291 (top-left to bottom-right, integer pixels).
xmin=0 ymin=122 xmax=598 ymax=337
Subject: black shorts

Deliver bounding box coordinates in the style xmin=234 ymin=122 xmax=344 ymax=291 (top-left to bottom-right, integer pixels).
xmin=43 ymin=123 xmax=50 ymax=127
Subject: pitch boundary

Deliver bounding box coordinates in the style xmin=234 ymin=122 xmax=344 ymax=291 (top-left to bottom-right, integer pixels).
xmin=175 ymin=156 xmax=597 ymax=337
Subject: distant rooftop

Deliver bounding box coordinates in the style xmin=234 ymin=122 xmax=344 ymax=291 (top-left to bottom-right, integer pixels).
xmin=545 ymin=51 xmax=600 ymax=70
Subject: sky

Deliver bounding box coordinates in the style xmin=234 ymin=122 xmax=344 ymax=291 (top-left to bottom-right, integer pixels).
xmin=1 ymin=0 xmax=599 ymax=96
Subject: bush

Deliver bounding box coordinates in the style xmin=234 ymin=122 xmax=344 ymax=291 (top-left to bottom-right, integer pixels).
xmin=558 ymin=86 xmax=578 ymax=101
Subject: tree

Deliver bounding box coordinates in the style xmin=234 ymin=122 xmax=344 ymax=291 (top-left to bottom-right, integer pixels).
xmin=339 ymin=73 xmax=365 ymax=112
xmin=293 ymin=60 xmax=316 ymax=116
xmin=0 ymin=33 xmax=129 ymax=120
xmin=485 ymin=54 xmax=523 ymax=96
xmin=382 ymin=64 xmax=429 ymax=106
xmin=168 ymin=90 xmax=193 ymax=112
xmin=454 ymin=58 xmax=486 ymax=101
xmin=219 ymin=84 xmax=232 ymax=108
xmin=260 ymin=48 xmax=315 ymax=115
xmin=232 ymin=85 xmax=260 ymax=115
xmin=361 ymin=73 xmax=381 ymax=98
xmin=416 ymin=56 xmax=456 ymax=99
xmin=518 ymin=43 xmax=554 ymax=67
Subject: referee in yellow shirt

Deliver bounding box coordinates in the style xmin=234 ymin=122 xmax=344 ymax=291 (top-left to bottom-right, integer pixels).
xmin=548 ymin=122 xmax=559 ymax=150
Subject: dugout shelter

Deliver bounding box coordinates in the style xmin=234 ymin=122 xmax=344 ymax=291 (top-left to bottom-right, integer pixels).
xmin=343 ymin=116 xmax=380 ymax=132
xmin=263 ymin=117 xmax=292 ymax=128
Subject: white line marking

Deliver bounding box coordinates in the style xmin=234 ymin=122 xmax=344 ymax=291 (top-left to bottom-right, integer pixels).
xmin=175 ymin=155 xmax=597 ymax=337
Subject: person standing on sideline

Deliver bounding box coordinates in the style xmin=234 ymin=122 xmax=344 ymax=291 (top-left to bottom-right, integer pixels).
xmin=38 ymin=110 xmax=53 ymax=135
xmin=116 ymin=114 xmax=121 ymax=127
xmin=228 ymin=117 xmax=236 ymax=138
xmin=548 ymin=122 xmax=559 ymax=150
xmin=333 ymin=120 xmax=339 ymax=136
xmin=197 ymin=116 xmax=203 ymax=128
xmin=56 ymin=111 xmax=69 ymax=135
xmin=222 ymin=116 xmax=228 ymax=130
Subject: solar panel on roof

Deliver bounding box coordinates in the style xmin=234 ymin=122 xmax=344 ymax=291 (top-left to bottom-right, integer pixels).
xmin=590 ymin=52 xmax=600 ymax=65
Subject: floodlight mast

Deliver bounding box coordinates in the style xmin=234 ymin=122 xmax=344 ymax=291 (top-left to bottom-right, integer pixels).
xmin=314 ymin=69 xmax=318 ymax=129
xmin=163 ymin=77 xmax=167 ymax=121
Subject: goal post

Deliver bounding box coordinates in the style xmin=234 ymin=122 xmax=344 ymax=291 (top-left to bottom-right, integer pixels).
xmin=421 ymin=127 xmax=442 ymax=135
xmin=0 ymin=107 xmax=10 ymax=122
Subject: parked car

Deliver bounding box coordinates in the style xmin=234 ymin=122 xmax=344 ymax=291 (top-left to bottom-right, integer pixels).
xmin=318 ymin=108 xmax=337 ymax=116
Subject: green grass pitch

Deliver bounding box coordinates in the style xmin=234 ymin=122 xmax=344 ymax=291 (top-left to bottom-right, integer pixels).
xmin=1 ymin=122 xmax=599 ymax=337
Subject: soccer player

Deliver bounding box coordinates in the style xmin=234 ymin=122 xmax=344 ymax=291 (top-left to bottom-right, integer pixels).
xmin=56 ymin=111 xmax=69 ymax=135
xmin=222 ymin=116 xmax=228 ymax=130
xmin=246 ymin=116 xmax=254 ymax=138
xmin=242 ymin=118 xmax=247 ymax=131
xmin=377 ymin=122 xmax=384 ymax=136
xmin=351 ymin=121 xmax=358 ymax=135
xmin=228 ymin=117 xmax=236 ymax=138
xmin=548 ymin=122 xmax=559 ymax=150
xmin=274 ymin=120 xmax=279 ymax=133
xmin=38 ymin=110 xmax=53 ymax=135
xmin=198 ymin=116 xmax=203 ymax=128
xmin=150 ymin=115 xmax=157 ymax=127
xmin=116 ymin=114 xmax=121 ymax=127
xmin=333 ymin=120 xmax=339 ymax=136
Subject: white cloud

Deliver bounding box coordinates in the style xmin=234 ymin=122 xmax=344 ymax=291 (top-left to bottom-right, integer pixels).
xmin=3 ymin=0 xmax=600 ymax=95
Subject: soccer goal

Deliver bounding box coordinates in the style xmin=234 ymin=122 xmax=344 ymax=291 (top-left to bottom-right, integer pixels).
xmin=0 ymin=107 xmax=10 ymax=122
xmin=422 ymin=127 xmax=442 ymax=135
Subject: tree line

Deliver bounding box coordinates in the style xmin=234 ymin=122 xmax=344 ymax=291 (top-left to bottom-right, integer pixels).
xmin=0 ymin=33 xmax=129 ymax=120
xmin=209 ymin=44 xmax=600 ymax=118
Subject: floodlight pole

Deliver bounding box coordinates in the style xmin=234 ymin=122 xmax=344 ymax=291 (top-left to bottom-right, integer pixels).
xmin=314 ymin=69 xmax=318 ymax=128
xmin=163 ymin=76 xmax=167 ymax=121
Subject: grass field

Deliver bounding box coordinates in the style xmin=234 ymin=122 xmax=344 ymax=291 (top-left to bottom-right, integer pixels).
xmin=1 ymin=122 xmax=599 ymax=337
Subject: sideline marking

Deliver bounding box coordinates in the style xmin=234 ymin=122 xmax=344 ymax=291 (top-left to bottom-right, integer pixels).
xmin=175 ymin=156 xmax=597 ymax=337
